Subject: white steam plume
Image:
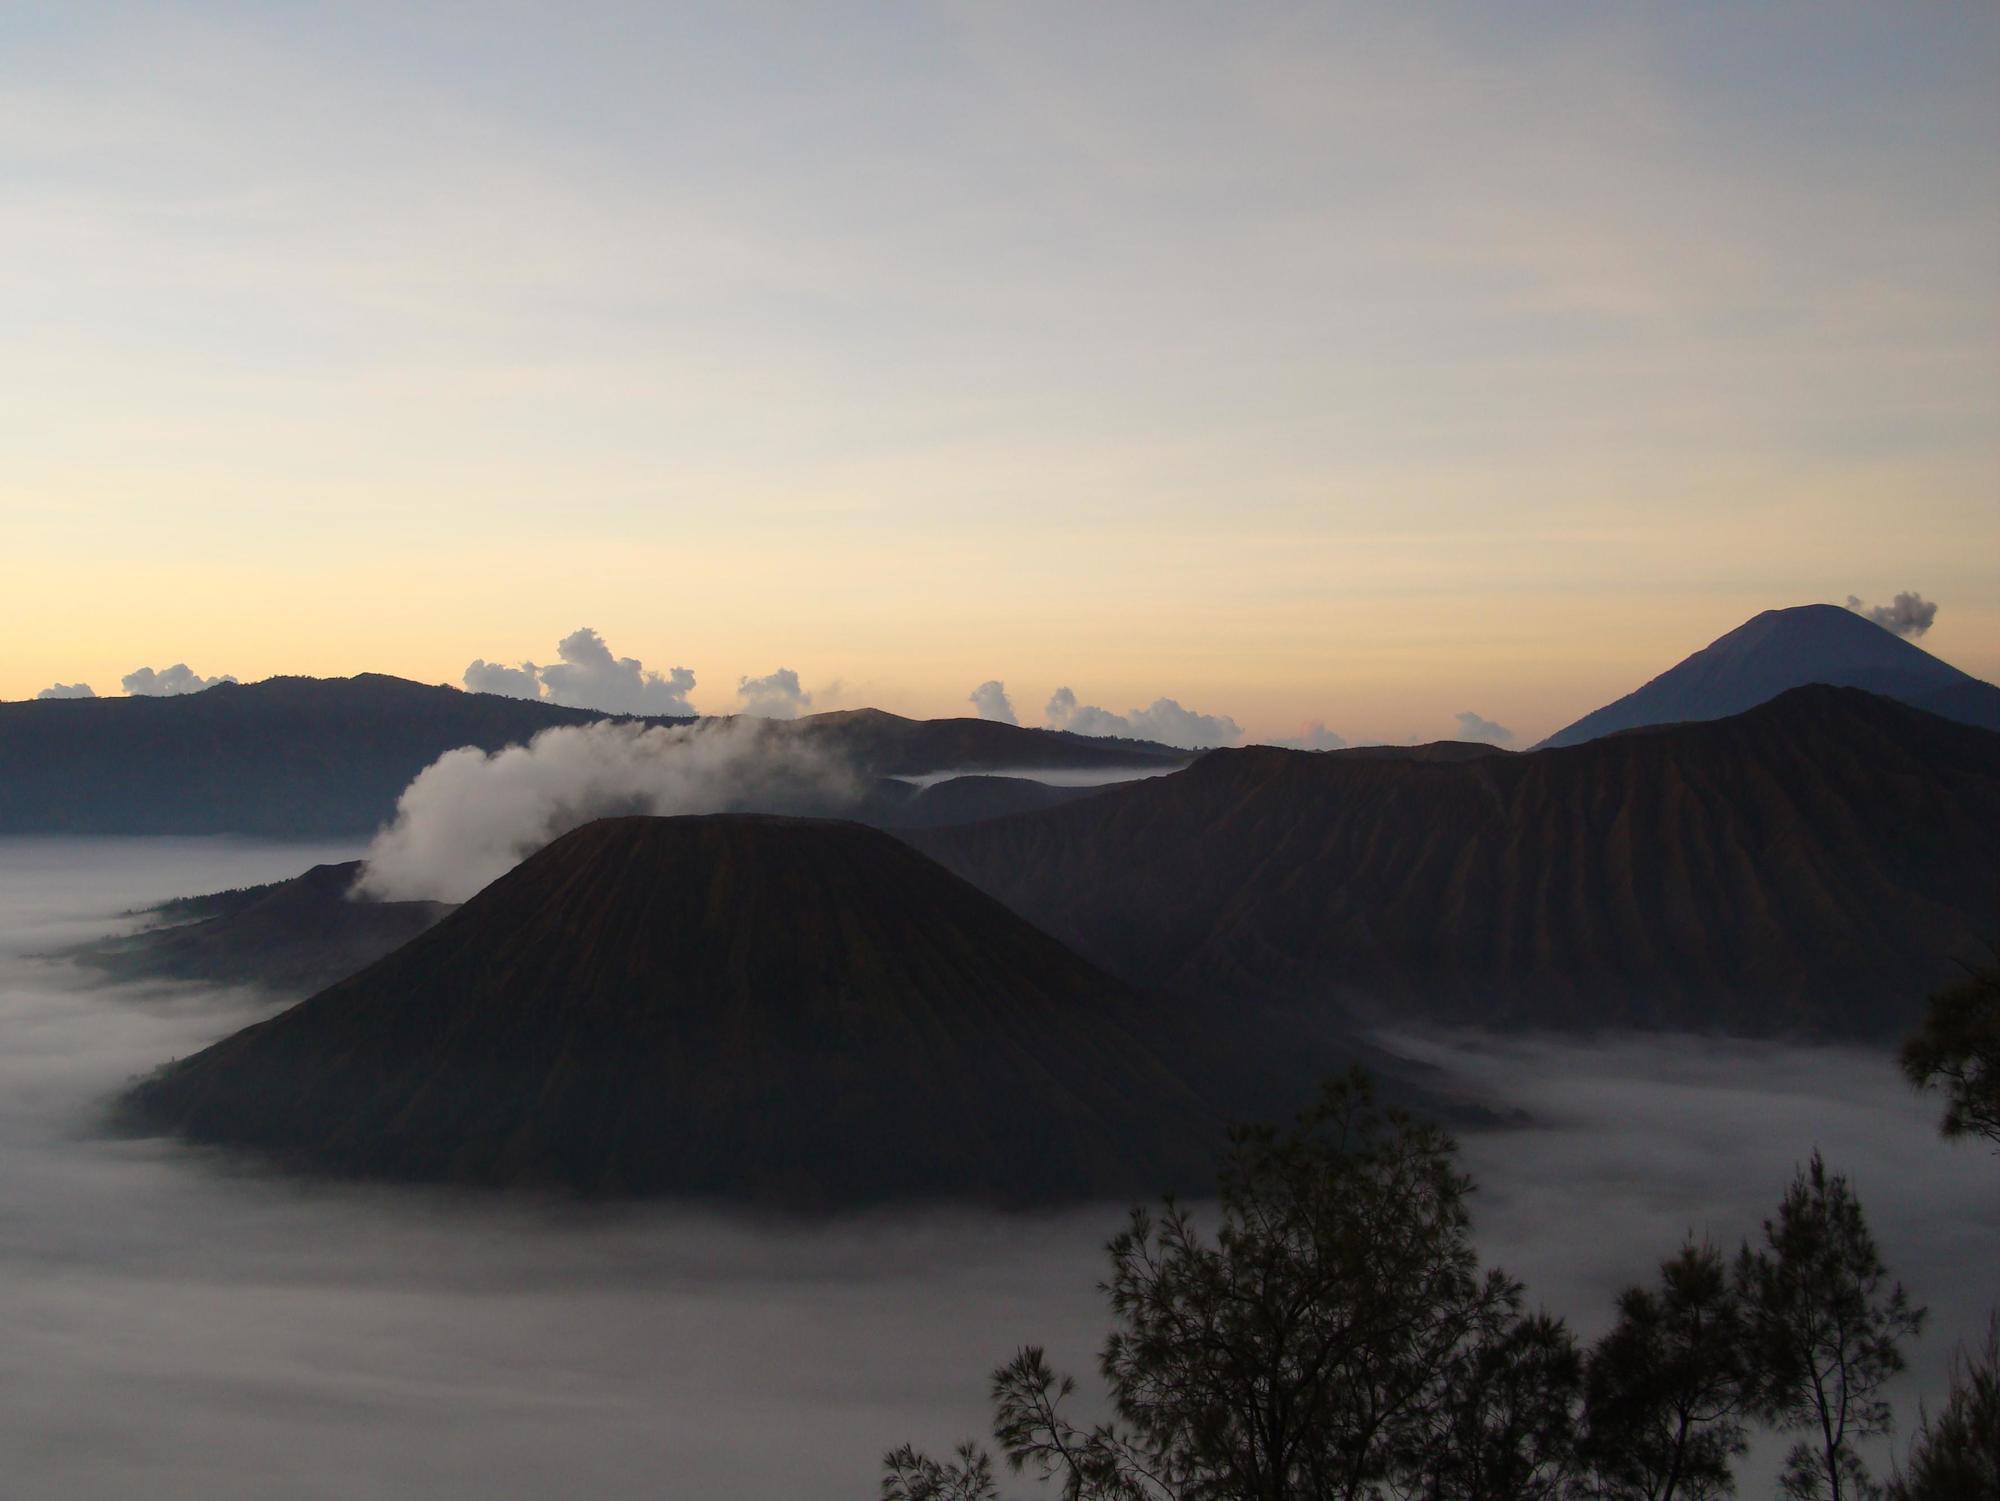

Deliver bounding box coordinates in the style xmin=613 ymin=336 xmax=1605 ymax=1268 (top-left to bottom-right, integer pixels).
xmin=355 ymin=718 xmax=861 ymax=902
xmin=122 ymin=664 xmax=236 ymax=696
xmin=1044 ymin=687 xmax=1241 ymax=749
xmin=1845 ymin=591 xmax=1938 ymax=639
xmin=967 ymin=681 xmax=1019 ymax=725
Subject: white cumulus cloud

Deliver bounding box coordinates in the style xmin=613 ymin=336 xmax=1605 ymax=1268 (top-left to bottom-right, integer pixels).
xmin=1452 ymin=711 xmax=1514 ymax=745
xmin=736 ymin=668 xmax=811 ymax=719
xmin=460 ymin=628 xmax=697 ymax=716
xmin=463 ymin=660 xmax=542 ymax=699
xmin=1044 ymin=687 xmax=1241 ymax=749
xmin=122 ymin=664 xmax=236 ymax=696
xmin=967 ymin=681 xmax=1019 ymax=725
xmin=1259 ymin=721 xmax=1348 ymax=751
xmin=35 ymin=682 xmax=97 ymax=700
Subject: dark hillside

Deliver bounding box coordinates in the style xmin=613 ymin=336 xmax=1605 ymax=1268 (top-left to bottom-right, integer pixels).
xmin=0 ymin=678 xmax=1182 ymax=836
xmin=914 ymin=688 xmax=2000 ymax=1038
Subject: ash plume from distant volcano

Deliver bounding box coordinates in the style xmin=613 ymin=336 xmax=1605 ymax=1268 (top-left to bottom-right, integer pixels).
xmin=1846 ymin=590 xmax=1938 ymax=638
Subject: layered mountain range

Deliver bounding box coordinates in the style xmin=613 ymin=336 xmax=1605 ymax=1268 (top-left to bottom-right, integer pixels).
xmin=0 ymin=676 xmax=1180 ymax=836
xmin=914 ymin=687 xmax=2000 ymax=1037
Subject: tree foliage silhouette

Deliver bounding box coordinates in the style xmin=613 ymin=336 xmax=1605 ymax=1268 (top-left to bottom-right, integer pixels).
xmin=1887 ymin=1312 xmax=2000 ymax=1501
xmin=1901 ymin=957 xmax=2000 ymax=1148
xmin=883 ymin=1085 xmax=1934 ymax=1501
xmin=1737 ymin=1154 xmax=1926 ymax=1501
xmin=883 ymin=1074 xmax=1580 ymax=1501
xmin=1580 ymin=1240 xmax=1749 ymax=1501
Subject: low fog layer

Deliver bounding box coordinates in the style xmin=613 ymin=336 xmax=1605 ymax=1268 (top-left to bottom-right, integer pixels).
xmin=355 ymin=718 xmax=861 ymax=902
xmin=0 ymin=843 xmax=1992 ymax=1499
xmin=1390 ymin=1028 xmax=2000 ymax=1486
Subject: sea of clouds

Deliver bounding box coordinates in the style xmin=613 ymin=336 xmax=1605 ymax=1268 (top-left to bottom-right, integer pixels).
xmin=0 ymin=840 xmax=1993 ymax=1499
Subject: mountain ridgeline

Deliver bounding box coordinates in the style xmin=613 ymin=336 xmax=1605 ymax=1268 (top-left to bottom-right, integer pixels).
xmin=119 ymin=816 xmax=1274 ymax=1205
xmin=913 ymin=687 xmax=2000 ymax=1038
xmin=0 ymin=676 xmax=1182 ymax=836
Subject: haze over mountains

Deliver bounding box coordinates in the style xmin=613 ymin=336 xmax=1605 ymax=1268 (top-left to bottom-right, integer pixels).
xmin=120 ymin=816 xmax=1257 ymax=1205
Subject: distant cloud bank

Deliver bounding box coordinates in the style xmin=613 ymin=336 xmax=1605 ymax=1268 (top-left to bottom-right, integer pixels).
xmin=1845 ymin=591 xmax=1937 ymax=639
xmin=36 ymin=682 xmax=96 ymax=700
xmin=1453 ymin=711 xmax=1514 ymax=745
xmin=463 ymin=628 xmax=697 ymax=716
xmin=122 ymin=664 xmax=236 ymax=696
xmin=967 ymin=681 xmax=1018 ymax=725
xmin=736 ymin=668 xmax=811 ymax=719
xmin=1045 ymin=687 xmax=1242 ymax=749
xmin=1261 ymin=721 xmax=1348 ymax=752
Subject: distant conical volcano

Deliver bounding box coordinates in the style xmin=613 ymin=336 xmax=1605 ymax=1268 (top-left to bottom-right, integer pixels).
xmin=1539 ymin=603 xmax=2000 ymax=748
xmin=121 ymin=815 xmax=1233 ymax=1206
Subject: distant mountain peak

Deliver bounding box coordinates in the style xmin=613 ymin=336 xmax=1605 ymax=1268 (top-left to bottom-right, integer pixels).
xmin=1538 ymin=602 xmax=1995 ymax=748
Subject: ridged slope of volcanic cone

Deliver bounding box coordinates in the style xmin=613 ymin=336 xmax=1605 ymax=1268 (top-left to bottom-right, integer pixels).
xmin=121 ymin=815 xmax=1229 ymax=1206
xmin=912 ymin=687 xmax=2000 ymax=1037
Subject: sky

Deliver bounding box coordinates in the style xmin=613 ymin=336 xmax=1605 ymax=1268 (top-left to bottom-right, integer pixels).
xmin=2 ymin=1 xmax=1996 ymax=744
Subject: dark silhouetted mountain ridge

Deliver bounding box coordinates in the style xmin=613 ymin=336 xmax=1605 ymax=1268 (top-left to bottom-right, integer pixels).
xmin=0 ymin=676 xmax=1182 ymax=836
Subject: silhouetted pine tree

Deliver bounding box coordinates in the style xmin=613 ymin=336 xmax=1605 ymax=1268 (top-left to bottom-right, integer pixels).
xmin=1581 ymin=1240 xmax=1750 ymax=1501
xmin=1736 ymin=1154 xmax=1926 ymax=1501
